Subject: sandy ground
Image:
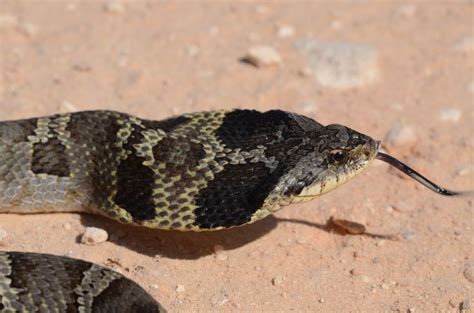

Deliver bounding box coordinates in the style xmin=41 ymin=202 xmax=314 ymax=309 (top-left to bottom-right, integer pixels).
xmin=0 ymin=1 xmax=473 ymax=312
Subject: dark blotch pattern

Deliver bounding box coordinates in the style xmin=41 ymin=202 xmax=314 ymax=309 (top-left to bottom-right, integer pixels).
xmin=152 ymin=137 xmax=206 ymax=173
xmin=31 ymin=138 xmax=70 ymax=177
xmin=194 ymin=163 xmax=278 ymax=228
xmin=0 ymin=118 xmax=38 ymax=143
xmin=216 ymin=110 xmax=311 ymax=150
xmin=8 ymin=251 xmax=89 ymax=311
xmin=92 ymin=276 xmax=163 ymax=313
xmin=3 ymin=252 xmax=163 ymax=312
xmin=114 ymin=125 xmax=156 ymax=221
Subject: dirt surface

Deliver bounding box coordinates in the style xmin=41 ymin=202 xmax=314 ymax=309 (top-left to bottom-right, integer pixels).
xmin=1 ymin=1 xmax=473 ymax=312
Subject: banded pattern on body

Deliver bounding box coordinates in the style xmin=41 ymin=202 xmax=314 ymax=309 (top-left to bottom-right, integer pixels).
xmin=0 ymin=251 xmax=163 ymax=312
xmin=0 ymin=109 xmax=378 ymax=231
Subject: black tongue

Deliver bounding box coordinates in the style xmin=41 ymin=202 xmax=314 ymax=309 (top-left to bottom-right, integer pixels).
xmin=375 ymin=152 xmax=460 ymax=196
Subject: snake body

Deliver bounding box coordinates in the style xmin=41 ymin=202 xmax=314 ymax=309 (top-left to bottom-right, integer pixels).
xmin=0 ymin=109 xmax=380 ymax=311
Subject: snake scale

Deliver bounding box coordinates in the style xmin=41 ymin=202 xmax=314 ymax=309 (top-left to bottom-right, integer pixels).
xmin=0 ymin=109 xmax=458 ymax=312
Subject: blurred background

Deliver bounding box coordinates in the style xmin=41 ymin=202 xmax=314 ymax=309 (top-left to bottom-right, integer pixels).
xmin=0 ymin=1 xmax=472 ymax=312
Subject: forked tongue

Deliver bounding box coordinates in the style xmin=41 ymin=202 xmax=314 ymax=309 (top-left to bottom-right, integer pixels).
xmin=375 ymin=152 xmax=462 ymax=196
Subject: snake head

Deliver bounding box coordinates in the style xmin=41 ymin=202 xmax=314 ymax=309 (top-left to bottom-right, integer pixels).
xmin=277 ymin=124 xmax=380 ymax=204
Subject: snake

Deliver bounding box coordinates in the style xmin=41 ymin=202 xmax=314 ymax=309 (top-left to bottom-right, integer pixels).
xmin=0 ymin=109 xmax=459 ymax=312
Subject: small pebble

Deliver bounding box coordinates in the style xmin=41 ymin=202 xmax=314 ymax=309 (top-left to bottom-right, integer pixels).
xmin=150 ymin=284 xmax=159 ymax=289
xmin=384 ymin=125 xmax=417 ymax=151
xmin=439 ymin=108 xmax=462 ymax=122
xmin=104 ymin=1 xmax=125 ymax=14
xmin=0 ymin=14 xmax=18 ymax=30
xmin=400 ymin=228 xmax=416 ymax=240
xmin=454 ymin=36 xmax=474 ymax=52
xmin=299 ymin=100 xmax=316 ymax=113
xmin=319 ymin=298 xmax=325 ymax=303
xmin=408 ymin=308 xmax=416 ymax=313
xmin=242 ymin=45 xmax=282 ymax=67
xmin=361 ymin=275 xmax=371 ymax=283
xmin=59 ymin=101 xmax=78 ymax=113
xmin=375 ymin=240 xmax=385 ymax=247
xmin=463 ymin=262 xmax=474 ymax=283
xmin=277 ymin=25 xmax=295 ymax=38
xmin=209 ymin=26 xmax=219 ymax=36
xmin=18 ymin=22 xmax=38 ymax=36
xmin=297 ymin=67 xmax=313 ymax=77
xmin=457 ymin=164 xmax=473 ymax=177
xmin=187 ymin=45 xmax=200 ymax=57
xmin=0 ymin=228 xmax=7 ymax=245
xmin=350 ymin=268 xmax=361 ymax=276
xmin=176 ymin=285 xmax=185 ymax=293
xmin=396 ymin=4 xmax=417 ymax=17
xmin=63 ymin=223 xmax=72 ymax=230
xmin=80 ymin=227 xmax=108 ymax=245
xmin=211 ymin=295 xmax=229 ymax=307
xmin=271 ymin=275 xmax=284 ymax=286
xmin=462 ymin=299 xmax=471 ymax=310
xmin=213 ymin=244 xmax=227 ymax=260
xmin=330 ymin=20 xmax=342 ymax=30
xmin=468 ymin=81 xmax=474 ymax=93
xmin=216 ymin=253 xmax=227 ymax=261
xmin=255 ymin=4 xmax=268 ymax=14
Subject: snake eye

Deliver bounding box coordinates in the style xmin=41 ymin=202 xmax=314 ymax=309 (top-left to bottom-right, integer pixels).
xmin=330 ymin=150 xmax=348 ymax=164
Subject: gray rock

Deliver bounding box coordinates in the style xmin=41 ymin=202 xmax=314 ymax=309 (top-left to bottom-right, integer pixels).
xmin=295 ymin=39 xmax=379 ymax=88
xmin=384 ymin=125 xmax=417 ymax=151
xmin=463 ymin=262 xmax=474 ymax=283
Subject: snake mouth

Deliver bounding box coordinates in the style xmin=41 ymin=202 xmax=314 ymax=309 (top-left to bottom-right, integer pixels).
xmin=375 ymin=152 xmax=459 ymax=196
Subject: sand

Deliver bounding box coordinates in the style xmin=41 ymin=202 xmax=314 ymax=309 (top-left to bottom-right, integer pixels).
xmin=0 ymin=1 xmax=472 ymax=312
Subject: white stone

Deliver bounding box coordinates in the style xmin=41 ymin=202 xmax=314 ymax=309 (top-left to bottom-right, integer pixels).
xmin=0 ymin=228 xmax=7 ymax=245
xmin=243 ymin=45 xmax=282 ymax=67
xmin=187 ymin=45 xmax=200 ymax=57
xmin=0 ymin=14 xmax=18 ymax=30
xmin=60 ymin=101 xmax=78 ymax=113
xmin=295 ymin=39 xmax=379 ymax=89
xmin=19 ymin=22 xmax=38 ymax=36
xmin=439 ymin=108 xmax=462 ymax=122
xmin=104 ymin=1 xmax=125 ymax=14
xmin=396 ymin=4 xmax=417 ymax=17
xmin=81 ymin=227 xmax=108 ymax=245
xmin=457 ymin=164 xmax=473 ymax=176
xmin=384 ymin=125 xmax=417 ymax=151
xmin=277 ymin=25 xmax=295 ymax=38
xmin=467 ymin=81 xmax=474 ymax=93
xmin=454 ymin=36 xmax=474 ymax=52
xmin=271 ymin=275 xmax=284 ymax=286
xmin=176 ymin=284 xmax=185 ymax=293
